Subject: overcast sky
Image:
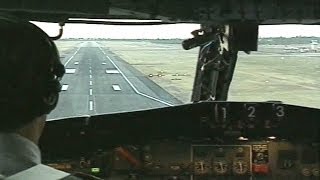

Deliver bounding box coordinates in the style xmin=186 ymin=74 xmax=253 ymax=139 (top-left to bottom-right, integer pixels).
xmin=33 ymin=22 xmax=320 ymax=39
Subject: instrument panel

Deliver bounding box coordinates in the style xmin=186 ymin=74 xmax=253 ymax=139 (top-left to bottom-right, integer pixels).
xmin=43 ymin=141 xmax=320 ymax=180
xmin=40 ymin=101 xmax=320 ymax=179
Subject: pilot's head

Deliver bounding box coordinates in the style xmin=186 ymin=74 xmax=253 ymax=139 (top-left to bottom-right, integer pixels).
xmin=0 ymin=15 xmax=65 ymax=144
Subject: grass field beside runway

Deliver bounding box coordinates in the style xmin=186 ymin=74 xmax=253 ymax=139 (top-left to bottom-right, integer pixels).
xmin=55 ymin=40 xmax=81 ymax=55
xmin=230 ymin=54 xmax=319 ymax=108
xmin=57 ymin=40 xmax=320 ymax=109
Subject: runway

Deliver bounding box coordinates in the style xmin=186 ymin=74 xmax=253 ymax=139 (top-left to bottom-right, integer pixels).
xmin=48 ymin=41 xmax=182 ymax=120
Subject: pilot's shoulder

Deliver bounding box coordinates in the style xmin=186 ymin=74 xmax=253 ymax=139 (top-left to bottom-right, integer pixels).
xmin=4 ymin=164 xmax=81 ymax=180
xmin=0 ymin=174 xmax=5 ymax=180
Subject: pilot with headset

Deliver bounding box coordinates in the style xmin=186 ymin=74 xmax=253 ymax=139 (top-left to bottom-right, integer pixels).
xmin=0 ymin=16 xmax=101 ymax=179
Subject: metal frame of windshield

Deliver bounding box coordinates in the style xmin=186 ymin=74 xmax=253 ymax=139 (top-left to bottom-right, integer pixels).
xmin=190 ymin=24 xmax=258 ymax=102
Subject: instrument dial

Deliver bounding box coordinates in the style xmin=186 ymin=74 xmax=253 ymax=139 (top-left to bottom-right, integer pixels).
xmin=213 ymin=161 xmax=228 ymax=175
xmin=194 ymin=161 xmax=210 ymax=174
xmin=232 ymin=160 xmax=248 ymax=175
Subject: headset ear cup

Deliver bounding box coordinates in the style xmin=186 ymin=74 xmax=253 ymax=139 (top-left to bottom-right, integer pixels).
xmin=42 ymin=92 xmax=59 ymax=114
xmin=43 ymin=93 xmax=58 ymax=106
xmin=41 ymin=79 xmax=61 ymax=114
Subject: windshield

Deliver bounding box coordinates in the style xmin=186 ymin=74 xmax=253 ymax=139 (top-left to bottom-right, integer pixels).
xmin=33 ymin=23 xmax=320 ymax=120
xmin=36 ymin=23 xmax=200 ymax=120
xmin=229 ymin=25 xmax=320 ymax=109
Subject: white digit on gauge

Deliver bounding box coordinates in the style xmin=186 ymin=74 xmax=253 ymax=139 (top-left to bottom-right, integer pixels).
xmin=247 ymin=106 xmax=256 ymax=118
xmin=276 ymin=106 xmax=285 ymax=117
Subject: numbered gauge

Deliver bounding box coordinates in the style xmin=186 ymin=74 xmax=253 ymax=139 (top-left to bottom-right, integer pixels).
xmin=194 ymin=161 xmax=210 ymax=174
xmin=232 ymin=160 xmax=248 ymax=175
xmin=213 ymin=103 xmax=229 ymax=128
xmin=243 ymin=103 xmax=259 ymax=128
xmin=213 ymin=161 xmax=228 ymax=175
xmin=272 ymin=104 xmax=286 ymax=127
xmin=273 ymin=104 xmax=285 ymax=118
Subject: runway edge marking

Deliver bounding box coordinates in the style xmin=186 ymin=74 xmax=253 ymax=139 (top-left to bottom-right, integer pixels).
xmin=98 ymin=47 xmax=174 ymax=107
xmin=64 ymin=48 xmax=81 ymax=66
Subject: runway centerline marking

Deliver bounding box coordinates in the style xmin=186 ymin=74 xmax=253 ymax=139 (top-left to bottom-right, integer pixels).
xmin=89 ymin=88 xmax=93 ymax=95
xmin=89 ymin=70 xmax=92 ymax=74
xmin=90 ymin=81 xmax=93 ymax=86
xmin=89 ymin=101 xmax=94 ymax=111
xmin=64 ymin=48 xmax=81 ymax=66
xmin=98 ymin=47 xmax=173 ymax=107
xmin=89 ymin=75 xmax=92 ymax=79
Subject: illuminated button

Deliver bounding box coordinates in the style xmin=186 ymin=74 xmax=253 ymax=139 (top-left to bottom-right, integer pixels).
xmin=91 ymin=168 xmax=100 ymax=173
xmin=253 ymin=164 xmax=269 ymax=174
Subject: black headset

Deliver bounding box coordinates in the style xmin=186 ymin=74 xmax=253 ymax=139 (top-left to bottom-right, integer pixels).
xmin=0 ymin=14 xmax=65 ymax=131
xmin=39 ymin=37 xmax=66 ymax=116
